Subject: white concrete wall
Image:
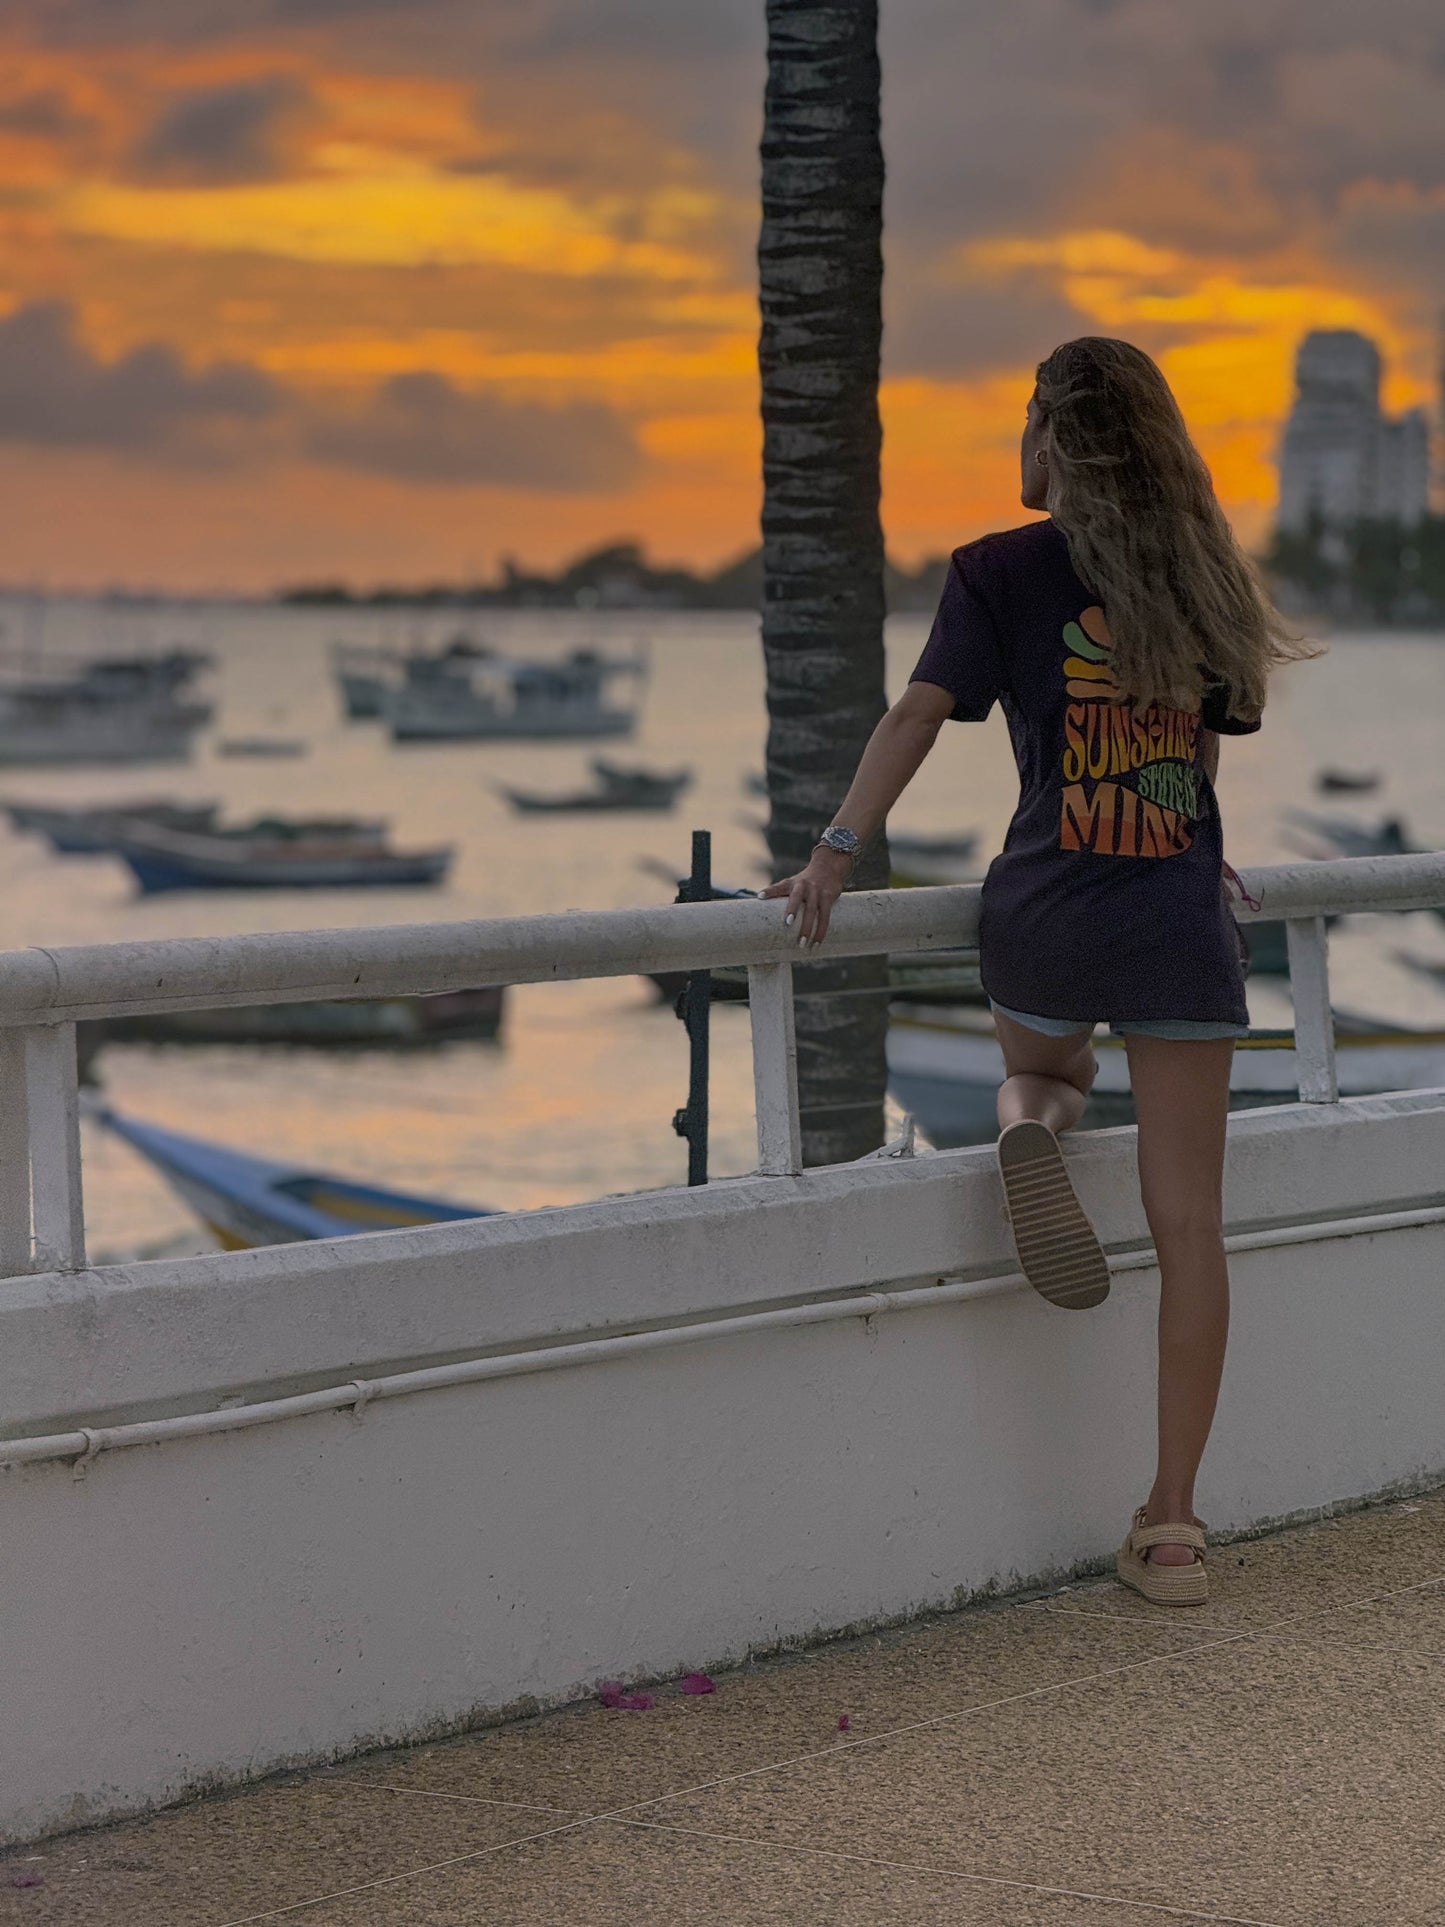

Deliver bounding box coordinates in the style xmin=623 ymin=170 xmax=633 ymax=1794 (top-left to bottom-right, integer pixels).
xmin=3 ymin=1091 xmax=1444 ymax=1844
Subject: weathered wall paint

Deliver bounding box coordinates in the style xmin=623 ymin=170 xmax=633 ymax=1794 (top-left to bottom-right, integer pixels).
xmin=2 ymin=1092 xmax=1442 ymax=1843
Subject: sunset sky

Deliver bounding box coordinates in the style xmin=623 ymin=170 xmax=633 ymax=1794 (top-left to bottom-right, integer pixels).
xmin=0 ymin=0 xmax=1441 ymax=590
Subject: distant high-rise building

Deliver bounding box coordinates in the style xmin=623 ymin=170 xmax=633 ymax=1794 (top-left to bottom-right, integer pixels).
xmin=1377 ymin=409 xmax=1430 ymax=525
xmin=1276 ymin=330 xmax=1429 ymax=531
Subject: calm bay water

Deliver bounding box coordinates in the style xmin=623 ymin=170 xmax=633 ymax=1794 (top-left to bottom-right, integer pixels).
xmin=2 ymin=596 xmax=1443 ymax=1258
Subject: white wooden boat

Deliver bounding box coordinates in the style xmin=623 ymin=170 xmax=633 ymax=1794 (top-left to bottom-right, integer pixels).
xmin=331 ymin=640 xmax=401 ymax=719
xmin=388 ymin=646 xmax=644 ymax=742
xmin=887 ymin=1007 xmax=1445 ymax=1147
xmin=0 ymin=652 xmax=212 ymax=765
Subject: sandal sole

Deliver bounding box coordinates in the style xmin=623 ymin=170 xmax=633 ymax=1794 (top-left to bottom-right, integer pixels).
xmin=1116 ymin=1546 xmax=1210 ymax=1606
xmin=997 ymin=1120 xmax=1110 ymax=1310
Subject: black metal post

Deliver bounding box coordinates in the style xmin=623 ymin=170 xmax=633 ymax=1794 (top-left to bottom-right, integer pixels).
xmin=671 ymin=829 xmax=712 ymax=1185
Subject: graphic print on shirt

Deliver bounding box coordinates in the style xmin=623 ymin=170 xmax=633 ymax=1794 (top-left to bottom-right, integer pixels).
xmin=1058 ymin=606 xmax=1201 ymax=858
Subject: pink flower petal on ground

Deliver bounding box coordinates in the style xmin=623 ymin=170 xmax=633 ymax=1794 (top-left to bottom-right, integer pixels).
xmin=678 ymin=1672 xmax=716 ymax=1695
xmin=616 ymin=1692 xmax=655 ymax=1711
xmin=597 ymin=1681 xmax=625 ymax=1708
xmin=837 ymin=1714 xmax=851 ymax=1732
xmin=10 ymin=1872 xmax=44 ymax=1889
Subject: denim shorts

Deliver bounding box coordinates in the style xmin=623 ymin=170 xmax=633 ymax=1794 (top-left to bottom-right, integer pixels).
xmin=991 ymin=1001 xmax=1250 ymax=1042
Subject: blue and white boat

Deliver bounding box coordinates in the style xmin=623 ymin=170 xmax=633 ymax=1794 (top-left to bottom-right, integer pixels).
xmin=93 ymin=1105 xmax=495 ymax=1249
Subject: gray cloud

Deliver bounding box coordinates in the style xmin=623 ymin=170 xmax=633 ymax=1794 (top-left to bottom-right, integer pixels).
xmin=0 ymin=301 xmax=279 ymax=450
xmin=885 ymin=266 xmax=1092 ymax=381
xmin=3 ymin=0 xmax=1443 ymax=393
xmin=133 ymin=74 xmax=314 ymax=183
xmin=304 ymin=370 xmax=644 ymax=491
xmin=0 ymin=0 xmax=490 ymax=45
xmin=0 ymin=303 xmax=643 ymax=490
xmin=0 ymin=86 xmax=94 ymax=138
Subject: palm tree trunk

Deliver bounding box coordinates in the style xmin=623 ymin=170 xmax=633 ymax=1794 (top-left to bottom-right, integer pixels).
xmin=758 ymin=0 xmax=889 ymax=1165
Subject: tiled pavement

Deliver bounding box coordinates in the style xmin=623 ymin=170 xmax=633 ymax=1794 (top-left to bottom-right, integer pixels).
xmin=6 ymin=1488 xmax=1445 ymax=1925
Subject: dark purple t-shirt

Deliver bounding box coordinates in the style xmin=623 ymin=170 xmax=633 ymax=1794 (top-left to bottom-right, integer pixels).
xmin=909 ymin=518 xmax=1259 ymax=1024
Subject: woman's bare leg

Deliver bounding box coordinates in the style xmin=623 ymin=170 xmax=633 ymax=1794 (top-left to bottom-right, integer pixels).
xmin=1123 ymin=1034 xmax=1234 ymax=1566
xmin=993 ymin=1008 xmax=1096 ymax=1134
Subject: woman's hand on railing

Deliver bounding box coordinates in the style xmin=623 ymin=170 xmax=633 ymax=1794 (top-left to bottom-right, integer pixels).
xmin=761 ymin=847 xmax=855 ymax=949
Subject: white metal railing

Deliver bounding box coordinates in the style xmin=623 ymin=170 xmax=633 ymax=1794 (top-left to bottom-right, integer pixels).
xmin=0 ymin=850 xmax=1442 ymax=1277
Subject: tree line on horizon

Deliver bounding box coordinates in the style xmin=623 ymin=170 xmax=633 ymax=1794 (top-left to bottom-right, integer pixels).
xmin=1265 ymin=512 xmax=1445 ymax=626
xmin=277 ymin=538 xmax=953 ymax=615
xmin=283 ymin=515 xmax=1445 ymax=629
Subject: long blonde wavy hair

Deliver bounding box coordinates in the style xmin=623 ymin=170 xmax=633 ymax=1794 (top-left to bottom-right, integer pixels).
xmin=1035 ymin=337 xmax=1312 ymax=718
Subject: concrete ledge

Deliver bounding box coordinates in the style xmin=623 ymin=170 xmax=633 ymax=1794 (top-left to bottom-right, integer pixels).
xmin=2 ymin=1093 xmax=1444 ymax=1843
xmin=3 ymin=1090 xmax=1443 ymax=1435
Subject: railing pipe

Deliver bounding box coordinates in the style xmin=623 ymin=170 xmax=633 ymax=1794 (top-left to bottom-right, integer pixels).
xmin=0 ymin=1031 xmax=30 ymax=1273
xmin=748 ymin=962 xmax=802 ymax=1175
xmin=8 ymin=1198 xmax=1444 ymax=1475
xmin=0 ymin=851 xmax=1440 ymax=1276
xmin=24 ymin=1025 xmax=85 ymax=1271
xmin=0 ymin=852 xmax=1437 ymax=1027
xmin=1285 ymin=917 xmax=1339 ymax=1104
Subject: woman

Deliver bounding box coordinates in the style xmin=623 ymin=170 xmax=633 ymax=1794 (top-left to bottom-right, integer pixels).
xmin=763 ymin=337 xmax=1311 ymax=1606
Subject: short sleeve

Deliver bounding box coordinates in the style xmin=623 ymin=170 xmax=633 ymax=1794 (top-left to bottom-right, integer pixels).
xmin=908 ymin=554 xmax=1006 ymax=722
xmin=1200 ymin=681 xmax=1262 ymax=736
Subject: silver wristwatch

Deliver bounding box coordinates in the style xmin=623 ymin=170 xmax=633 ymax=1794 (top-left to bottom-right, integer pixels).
xmin=815 ymin=824 xmax=863 ymax=862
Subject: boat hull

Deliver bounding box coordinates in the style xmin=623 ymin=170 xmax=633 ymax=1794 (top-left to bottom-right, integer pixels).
xmin=337 ymin=671 xmax=389 ymax=720
xmin=80 ymin=987 xmax=504 ymax=1054
xmin=94 ymin=1106 xmax=492 ymax=1247
xmin=392 ymin=708 xmax=636 ymax=742
xmin=506 ymin=790 xmax=682 ymax=812
xmin=119 ymin=848 xmax=452 ymax=891
xmin=0 ymin=716 xmax=208 ymax=765
xmin=5 ymin=801 xmax=220 ymax=853
xmin=887 ymin=1015 xmax=1445 ymax=1148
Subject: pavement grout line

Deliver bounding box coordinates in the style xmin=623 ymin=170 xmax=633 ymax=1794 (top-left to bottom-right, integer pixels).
xmin=1037 ymin=1604 xmax=1445 ymax=1662
xmin=216 ymin=1561 xmax=1445 ymax=1925
xmin=1036 ymin=1603 xmax=1224 ymax=1634
xmin=605 ymin=1815 xmax=1286 ymax=1926
xmin=336 ymin=1777 xmax=586 ymax=1817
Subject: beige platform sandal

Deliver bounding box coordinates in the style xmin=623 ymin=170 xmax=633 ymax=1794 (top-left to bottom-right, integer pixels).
xmin=1117 ymin=1508 xmax=1209 ymax=1606
xmin=996 ymin=1119 xmax=1110 ymax=1310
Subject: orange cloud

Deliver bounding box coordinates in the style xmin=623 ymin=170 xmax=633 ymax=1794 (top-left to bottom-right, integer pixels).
xmin=0 ymin=27 xmax=1436 ymax=588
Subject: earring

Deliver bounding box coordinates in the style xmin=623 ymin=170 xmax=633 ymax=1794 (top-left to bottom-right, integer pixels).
xmin=1035 ymin=450 xmax=1049 ymax=466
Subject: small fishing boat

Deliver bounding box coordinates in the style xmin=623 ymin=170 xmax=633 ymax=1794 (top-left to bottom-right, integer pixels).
xmin=78 ymin=985 xmax=504 ymax=1070
xmin=91 ymin=1103 xmax=494 ymax=1249
xmin=0 ymin=651 xmax=213 ymax=765
xmin=1316 ymin=768 xmax=1381 ymax=794
xmin=333 ymin=636 xmax=497 ymax=723
xmin=106 ymin=818 xmax=452 ymax=893
xmin=1240 ymin=918 xmax=1346 ymax=977
xmin=501 ymin=758 xmax=692 ymax=814
xmin=388 ymin=645 xmax=645 ymax=742
xmin=1282 ymin=810 xmax=1415 ymax=861
xmin=3 ymin=797 xmax=219 ymax=854
xmin=888 ymin=829 xmax=980 ymax=867
xmin=216 ymin=737 xmax=308 ymax=759
xmin=1395 ymin=951 xmax=1445 ymax=991
xmin=331 ymin=640 xmax=401 ymax=720
xmin=887 ymin=1007 xmax=1445 ymax=1147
